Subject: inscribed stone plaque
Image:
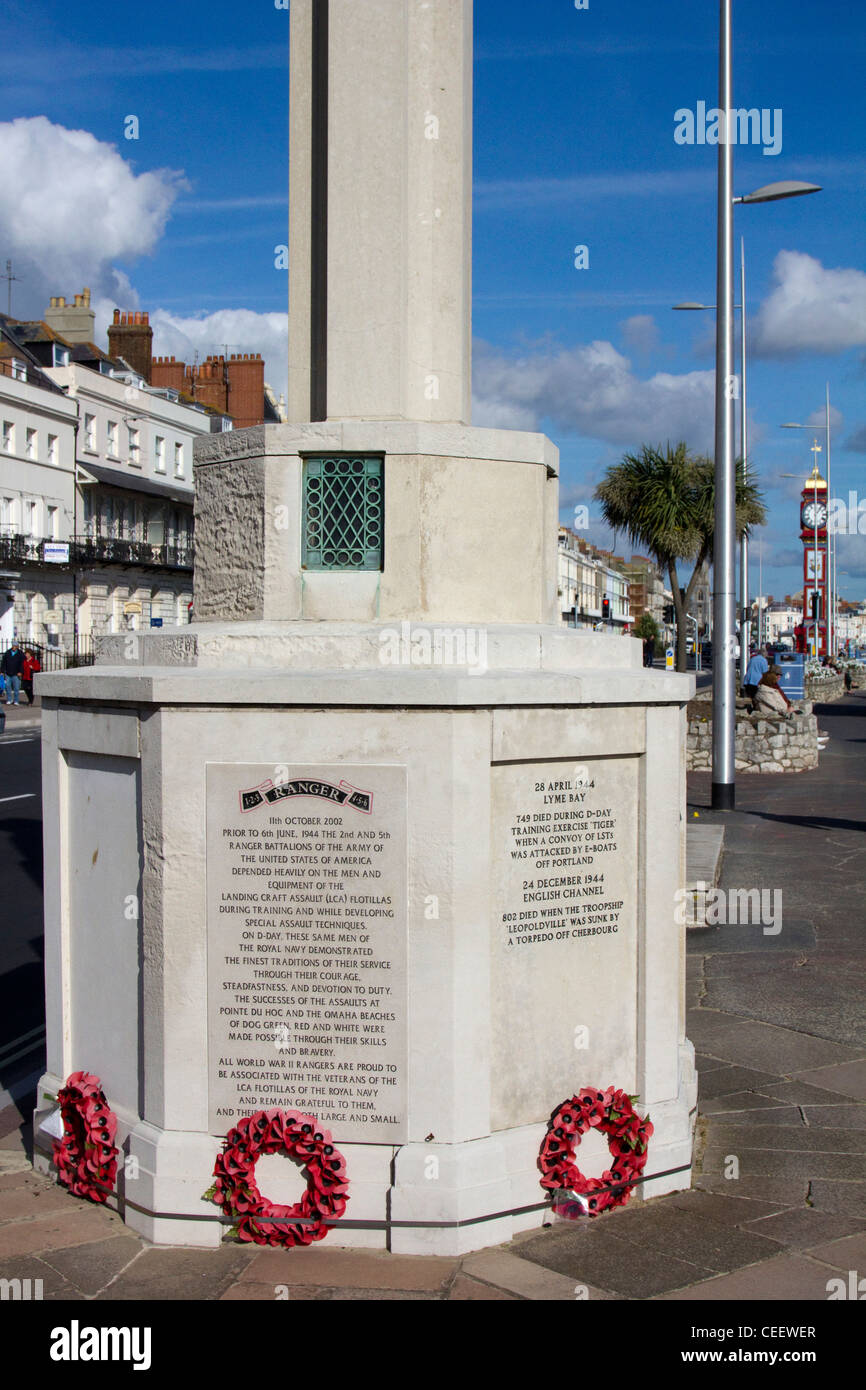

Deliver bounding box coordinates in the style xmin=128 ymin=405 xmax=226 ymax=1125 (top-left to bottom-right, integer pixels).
xmin=207 ymin=763 xmax=407 ymax=1143
xmin=490 ymin=757 xmax=639 ymax=1130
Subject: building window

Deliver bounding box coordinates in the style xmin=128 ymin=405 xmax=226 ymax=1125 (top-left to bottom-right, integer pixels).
xmin=84 ymin=414 xmax=96 ymax=451
xmin=10 ymin=359 xmax=26 ymax=382
xmin=47 ymin=433 xmax=59 ymax=465
xmin=1 ymin=497 xmax=16 ymax=533
xmin=2 ymin=421 xmax=13 ymax=453
xmin=128 ymin=426 xmax=140 ymax=466
xmin=173 ymin=442 xmax=184 ymax=478
xmin=26 ymin=501 xmax=38 ymax=536
xmin=302 ymin=456 xmax=384 ymax=571
xmin=26 ymin=428 xmax=37 ymax=459
xmin=107 ymin=421 xmax=119 ymax=458
xmin=46 ymin=505 xmax=59 ymax=539
xmin=154 ymin=436 xmax=166 ymax=472
xmin=52 ymin=343 xmax=70 ymax=367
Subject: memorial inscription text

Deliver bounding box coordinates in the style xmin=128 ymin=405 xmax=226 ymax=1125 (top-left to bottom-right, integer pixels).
xmin=206 ymin=763 xmax=408 ymax=1143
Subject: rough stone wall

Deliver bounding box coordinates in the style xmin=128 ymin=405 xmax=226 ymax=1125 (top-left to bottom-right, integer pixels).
xmin=687 ymin=707 xmax=819 ymax=773
xmin=805 ymin=674 xmax=844 ymax=703
xmin=192 ymin=446 xmax=267 ymax=621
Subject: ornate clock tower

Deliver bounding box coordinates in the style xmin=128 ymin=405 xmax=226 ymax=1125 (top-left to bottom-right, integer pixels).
xmin=798 ymin=453 xmax=829 ymax=658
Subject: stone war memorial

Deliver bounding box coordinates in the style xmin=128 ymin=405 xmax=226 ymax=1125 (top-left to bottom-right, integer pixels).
xmin=35 ymin=0 xmax=695 ymax=1255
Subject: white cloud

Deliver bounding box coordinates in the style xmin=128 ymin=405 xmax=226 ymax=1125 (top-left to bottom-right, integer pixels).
xmin=150 ymin=308 xmax=289 ymax=398
xmin=0 ymin=118 xmax=290 ymax=397
xmin=845 ymin=425 xmax=866 ymax=454
xmin=0 ymin=44 xmax=286 ymax=83
xmin=474 ymin=169 xmax=712 ymax=215
xmin=754 ymin=250 xmax=866 ymax=357
xmin=804 ymin=404 xmax=843 ymax=431
xmin=0 ymin=117 xmax=186 ymax=317
xmin=836 ymin=532 xmax=866 ymax=578
xmin=472 ymin=338 xmax=715 ymax=450
xmin=620 ymin=314 xmax=661 ymax=356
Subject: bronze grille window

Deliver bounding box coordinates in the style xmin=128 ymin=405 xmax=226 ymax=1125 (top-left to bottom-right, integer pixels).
xmin=302 ymin=456 xmax=383 ymax=570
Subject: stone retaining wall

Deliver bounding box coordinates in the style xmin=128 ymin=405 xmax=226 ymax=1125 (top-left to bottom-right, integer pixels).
xmin=687 ymin=706 xmax=818 ymax=773
xmin=805 ymin=674 xmax=844 ymax=703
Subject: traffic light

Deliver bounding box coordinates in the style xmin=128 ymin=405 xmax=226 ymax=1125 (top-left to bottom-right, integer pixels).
xmin=811 ymin=592 xmax=822 ymax=620
xmin=602 ymin=598 xmax=611 ymax=620
xmin=663 ymin=604 xmax=675 ymax=624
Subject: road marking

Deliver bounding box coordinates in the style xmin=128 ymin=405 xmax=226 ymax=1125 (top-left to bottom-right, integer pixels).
xmin=0 ymin=1023 xmax=47 ymax=1060
xmin=0 ymin=1034 xmax=46 ymax=1068
xmin=0 ymin=736 xmax=40 ymax=746
xmin=0 ymin=793 xmax=36 ymax=804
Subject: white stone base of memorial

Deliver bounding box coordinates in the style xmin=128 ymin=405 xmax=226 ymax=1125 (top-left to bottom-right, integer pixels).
xmin=36 ymin=628 xmax=696 ymax=1256
xmin=34 ymin=1047 xmax=695 ymax=1254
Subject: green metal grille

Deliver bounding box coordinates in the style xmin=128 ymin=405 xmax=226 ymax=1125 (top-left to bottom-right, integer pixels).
xmin=302 ymin=456 xmax=384 ymax=570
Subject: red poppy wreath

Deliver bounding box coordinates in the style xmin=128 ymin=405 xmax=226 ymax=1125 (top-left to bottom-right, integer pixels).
xmin=207 ymin=1109 xmax=350 ymax=1247
xmin=52 ymin=1071 xmax=119 ymax=1204
xmin=538 ymin=1086 xmax=653 ymax=1215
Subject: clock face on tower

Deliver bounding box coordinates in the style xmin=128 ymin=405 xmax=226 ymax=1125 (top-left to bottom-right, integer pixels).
xmin=802 ymin=500 xmax=828 ymax=531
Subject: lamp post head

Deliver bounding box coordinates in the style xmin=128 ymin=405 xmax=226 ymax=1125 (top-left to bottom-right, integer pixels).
xmin=735 ymin=181 xmax=822 ymax=205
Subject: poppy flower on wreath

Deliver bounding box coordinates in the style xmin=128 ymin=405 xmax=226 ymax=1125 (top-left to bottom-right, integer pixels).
xmin=538 ymin=1085 xmax=653 ymax=1216
xmin=206 ymin=1109 xmax=350 ymax=1248
xmin=52 ymin=1071 xmax=119 ymax=1204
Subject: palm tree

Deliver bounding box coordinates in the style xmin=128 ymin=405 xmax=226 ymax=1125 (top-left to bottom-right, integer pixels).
xmin=595 ymin=443 xmax=766 ymax=672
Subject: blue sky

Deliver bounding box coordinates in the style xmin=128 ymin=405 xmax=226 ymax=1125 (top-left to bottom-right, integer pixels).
xmin=1 ymin=0 xmax=864 ymax=601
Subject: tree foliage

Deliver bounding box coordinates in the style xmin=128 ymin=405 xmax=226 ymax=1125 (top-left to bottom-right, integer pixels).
xmin=633 ymin=612 xmax=661 ymax=645
xmin=595 ymin=443 xmax=766 ymax=671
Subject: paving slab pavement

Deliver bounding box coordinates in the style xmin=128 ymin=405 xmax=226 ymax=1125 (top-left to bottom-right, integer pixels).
xmin=0 ymin=700 xmax=41 ymax=732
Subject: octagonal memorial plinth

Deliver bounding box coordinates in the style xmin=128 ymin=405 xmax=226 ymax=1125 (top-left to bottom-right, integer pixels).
xmin=35 ymin=620 xmax=696 ymax=1255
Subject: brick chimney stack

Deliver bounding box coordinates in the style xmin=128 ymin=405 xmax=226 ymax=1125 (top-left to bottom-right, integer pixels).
xmin=226 ymin=353 xmax=265 ymax=429
xmin=107 ymin=309 xmax=154 ymax=382
xmin=151 ymin=356 xmax=185 ymax=393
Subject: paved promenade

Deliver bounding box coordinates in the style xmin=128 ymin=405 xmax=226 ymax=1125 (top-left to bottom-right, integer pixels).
xmin=1 ymin=692 xmax=863 ymax=1300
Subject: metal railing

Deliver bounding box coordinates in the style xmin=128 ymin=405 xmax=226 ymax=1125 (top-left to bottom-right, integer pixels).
xmin=71 ymin=535 xmax=194 ymax=570
xmin=0 ymin=534 xmax=48 ymax=566
xmin=16 ymin=638 xmax=95 ymax=672
xmin=0 ymin=533 xmax=193 ymax=571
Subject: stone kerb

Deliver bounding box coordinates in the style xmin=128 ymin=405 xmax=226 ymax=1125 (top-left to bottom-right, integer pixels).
xmin=687 ymin=705 xmax=819 ymax=773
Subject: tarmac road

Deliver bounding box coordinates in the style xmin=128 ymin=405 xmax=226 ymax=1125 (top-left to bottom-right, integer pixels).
xmin=0 ymin=725 xmax=46 ymax=1111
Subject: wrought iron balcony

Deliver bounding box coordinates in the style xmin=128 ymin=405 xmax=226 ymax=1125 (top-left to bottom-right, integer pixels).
xmin=0 ymin=533 xmax=50 ymax=566
xmin=0 ymin=532 xmax=193 ymax=571
xmin=71 ymin=534 xmax=194 ymax=571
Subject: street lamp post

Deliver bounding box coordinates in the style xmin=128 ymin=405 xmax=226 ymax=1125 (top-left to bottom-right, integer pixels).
xmin=674 ymin=248 xmax=748 ymax=683
xmin=711 ymin=0 xmax=737 ymax=811
xmin=757 ymin=533 xmax=763 ymax=648
xmin=677 ymin=158 xmax=819 ymax=809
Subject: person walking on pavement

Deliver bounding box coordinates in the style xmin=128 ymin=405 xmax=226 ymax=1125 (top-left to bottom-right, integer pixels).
xmin=743 ymin=644 xmax=769 ymax=701
xmin=643 ymin=635 xmax=655 ymax=668
xmin=1 ymin=641 xmax=24 ymax=705
xmin=21 ymin=647 xmax=41 ymax=705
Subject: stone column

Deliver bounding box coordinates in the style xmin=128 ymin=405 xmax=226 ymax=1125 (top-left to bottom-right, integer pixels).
xmin=288 ymin=0 xmax=473 ymax=425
